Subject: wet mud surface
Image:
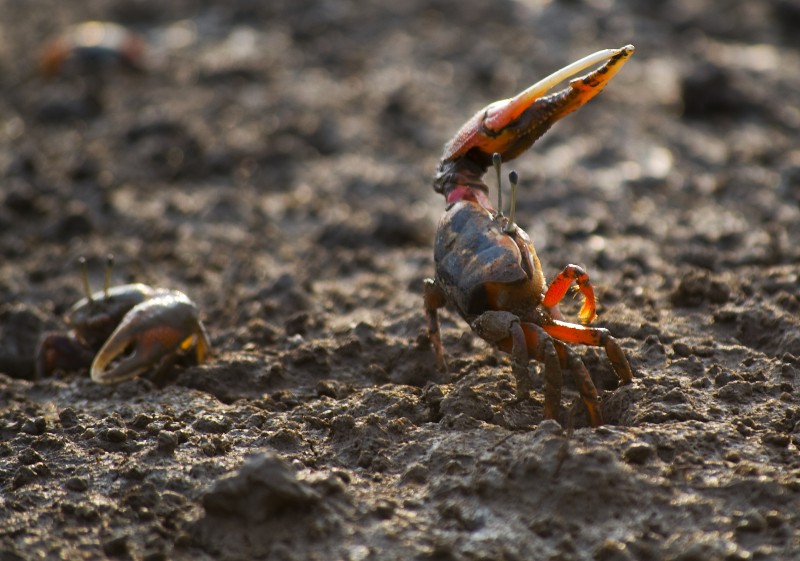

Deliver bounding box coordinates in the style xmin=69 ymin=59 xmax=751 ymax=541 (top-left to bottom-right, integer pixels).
xmin=1 ymin=0 xmax=800 ymax=559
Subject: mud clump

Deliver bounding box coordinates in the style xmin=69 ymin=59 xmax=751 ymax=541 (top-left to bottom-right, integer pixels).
xmin=199 ymin=452 xmax=322 ymax=521
xmin=194 ymin=452 xmax=347 ymax=559
xmin=670 ymin=270 xmax=731 ymax=307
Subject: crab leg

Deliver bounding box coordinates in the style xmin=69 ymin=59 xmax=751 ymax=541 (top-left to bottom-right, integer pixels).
xmin=543 ymin=321 xmax=633 ymax=385
xmin=472 ymin=312 xmax=563 ymax=419
xmin=552 ymin=340 xmax=604 ymax=427
xmin=424 ymin=279 xmax=448 ymax=373
xmin=520 ymin=322 xmax=562 ymax=420
xmin=35 ymin=333 xmax=95 ymax=378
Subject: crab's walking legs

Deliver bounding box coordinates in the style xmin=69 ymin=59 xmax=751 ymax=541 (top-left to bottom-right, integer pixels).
xmin=424 ymin=278 xmax=448 ymax=374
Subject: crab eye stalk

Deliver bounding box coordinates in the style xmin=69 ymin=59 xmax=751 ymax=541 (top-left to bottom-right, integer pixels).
xmin=104 ymin=254 xmax=114 ymax=298
xmin=79 ymin=256 xmax=94 ymax=302
xmin=505 ymin=170 xmax=519 ymax=234
xmin=492 ymin=153 xmax=504 ymax=217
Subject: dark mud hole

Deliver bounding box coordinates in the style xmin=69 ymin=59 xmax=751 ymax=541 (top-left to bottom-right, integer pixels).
xmin=2 ymin=1 xmax=800 ymax=559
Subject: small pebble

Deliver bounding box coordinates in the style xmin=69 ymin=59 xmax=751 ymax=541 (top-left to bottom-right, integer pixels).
xmin=130 ymin=413 xmax=154 ymax=429
xmin=764 ymin=510 xmax=784 ymax=528
xmin=22 ymin=416 xmax=47 ymax=435
xmin=157 ymin=431 xmax=179 ymax=454
xmin=761 ymin=433 xmax=790 ymax=448
xmin=623 ymin=443 xmax=654 ymax=465
xmin=192 ymin=416 xmax=231 ymax=434
xmin=12 ymin=465 xmax=38 ymax=488
xmin=65 ymin=476 xmax=89 ymax=492
xmin=104 ymin=428 xmax=128 ymax=443
xmin=372 ymin=498 xmax=396 ymax=519
xmin=401 ymin=463 xmax=428 ymax=484
xmin=736 ymin=511 xmax=767 ymax=533
xmin=723 ymin=451 xmax=740 ymax=464
xmin=19 ymin=448 xmax=44 ymax=465
xmin=102 ymin=535 xmax=129 ymax=556
xmin=58 ymin=408 xmax=79 ymax=428
xmin=672 ymin=342 xmax=692 ymax=357
xmin=594 ymin=539 xmax=633 ymax=561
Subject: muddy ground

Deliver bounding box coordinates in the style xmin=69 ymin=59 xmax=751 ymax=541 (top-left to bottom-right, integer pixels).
xmin=1 ymin=0 xmax=799 ymax=559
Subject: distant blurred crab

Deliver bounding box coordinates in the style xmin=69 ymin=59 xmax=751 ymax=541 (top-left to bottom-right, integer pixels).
xmin=39 ymin=21 xmax=146 ymax=77
xmin=36 ymin=256 xmax=211 ymax=384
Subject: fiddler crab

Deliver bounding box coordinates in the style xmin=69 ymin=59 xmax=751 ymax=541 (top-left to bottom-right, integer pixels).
xmin=425 ymin=46 xmax=636 ymax=426
xmin=36 ymin=256 xmax=211 ymax=384
xmin=39 ymin=21 xmax=146 ymax=77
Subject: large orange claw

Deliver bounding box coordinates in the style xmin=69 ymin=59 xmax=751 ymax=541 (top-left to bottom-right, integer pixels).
xmin=441 ymin=45 xmax=635 ymax=167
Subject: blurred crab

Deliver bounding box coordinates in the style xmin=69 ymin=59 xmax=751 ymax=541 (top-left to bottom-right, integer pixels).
xmin=425 ymin=46 xmax=635 ymax=426
xmin=40 ymin=21 xmax=147 ymax=77
xmin=36 ymin=256 xmax=211 ymax=384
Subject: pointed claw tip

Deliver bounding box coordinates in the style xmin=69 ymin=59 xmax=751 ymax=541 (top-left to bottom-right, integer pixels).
xmin=614 ymin=45 xmax=635 ymax=60
xmin=578 ymin=307 xmax=597 ymax=325
xmin=90 ymin=369 xmax=112 ymax=384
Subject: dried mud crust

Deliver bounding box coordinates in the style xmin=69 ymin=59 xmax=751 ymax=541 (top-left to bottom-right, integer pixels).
xmin=1 ymin=0 xmax=800 ymax=560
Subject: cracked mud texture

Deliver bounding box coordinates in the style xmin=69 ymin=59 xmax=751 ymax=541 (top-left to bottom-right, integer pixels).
xmin=2 ymin=0 xmax=800 ymax=559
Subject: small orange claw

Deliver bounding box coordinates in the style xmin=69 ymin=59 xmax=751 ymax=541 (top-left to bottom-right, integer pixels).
xmin=441 ymin=45 xmax=635 ymax=166
xmin=543 ymin=264 xmax=597 ymax=325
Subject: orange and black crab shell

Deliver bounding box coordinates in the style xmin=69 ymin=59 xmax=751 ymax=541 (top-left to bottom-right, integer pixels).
xmin=66 ymin=284 xmax=155 ymax=348
xmin=434 ymin=200 xmax=546 ymax=323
